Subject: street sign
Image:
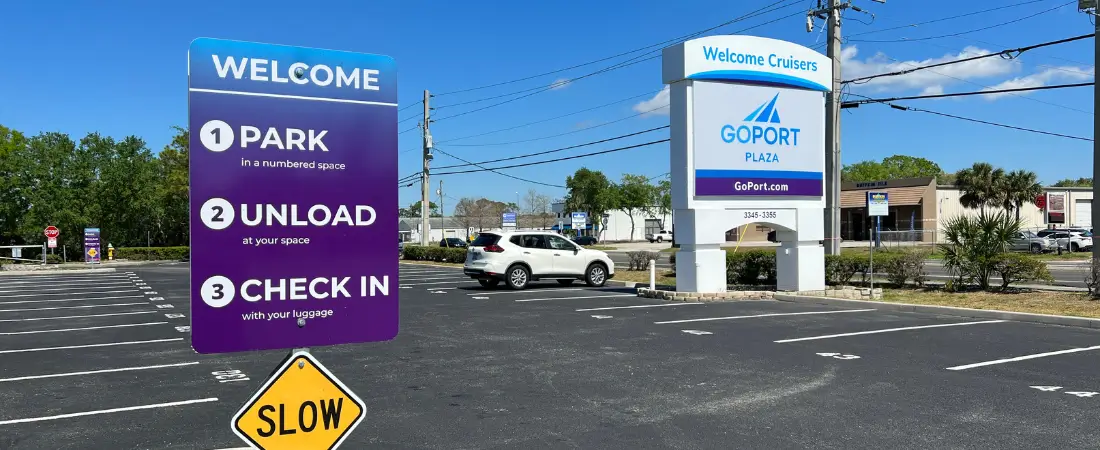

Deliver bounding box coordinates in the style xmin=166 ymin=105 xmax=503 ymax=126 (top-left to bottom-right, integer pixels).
xmin=188 ymin=38 xmax=398 ymax=354
xmin=232 ymin=350 xmax=365 ymax=450
xmin=502 ymin=212 xmax=517 ymax=228
xmin=47 ymin=237 xmax=57 ymax=249
xmin=867 ymin=192 xmax=889 ymax=217
xmin=84 ymin=228 xmax=101 ymax=264
xmin=44 ymin=226 xmax=59 ymax=239
xmin=570 ymin=212 xmax=587 ymax=229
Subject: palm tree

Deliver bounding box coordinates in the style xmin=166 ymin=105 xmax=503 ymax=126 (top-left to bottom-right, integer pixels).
xmin=1000 ymin=169 xmax=1043 ymax=221
xmin=955 ymin=162 xmax=1005 ymax=213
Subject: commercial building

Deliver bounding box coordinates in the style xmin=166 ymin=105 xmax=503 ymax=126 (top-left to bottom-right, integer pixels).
xmin=550 ymin=202 xmax=672 ymax=242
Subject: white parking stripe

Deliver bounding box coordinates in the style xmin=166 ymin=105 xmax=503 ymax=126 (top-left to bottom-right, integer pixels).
xmin=0 ymin=276 xmax=132 ymax=286
xmin=946 ymin=345 xmax=1100 ymax=371
xmin=515 ymin=294 xmax=635 ymax=303
xmin=577 ymin=303 xmax=703 ymax=312
xmin=0 ymin=362 xmax=200 ymax=383
xmin=655 ymin=309 xmax=876 ymax=325
xmin=399 ymin=280 xmax=476 ymax=286
xmin=0 ymin=322 xmax=167 ymax=336
xmin=0 ymin=338 xmax=184 ymax=354
xmin=0 ymin=311 xmax=157 ymax=322
xmin=398 ymin=276 xmax=468 ymax=282
xmin=0 ymin=295 xmax=146 ymax=305
xmin=471 ymin=288 xmax=586 ymax=296
xmin=774 ymin=320 xmax=1007 ymax=343
xmin=0 ymin=398 xmax=219 ymax=425
xmin=0 ymin=302 xmax=148 ymax=313
xmin=2 ymin=289 xmax=138 ymax=299
xmin=0 ymin=283 xmax=137 ymax=293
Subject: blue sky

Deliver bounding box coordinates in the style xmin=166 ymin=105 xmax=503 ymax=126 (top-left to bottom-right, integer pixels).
xmin=1 ymin=0 xmax=1095 ymax=214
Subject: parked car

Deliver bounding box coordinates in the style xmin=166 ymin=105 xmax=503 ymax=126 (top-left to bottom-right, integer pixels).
xmin=440 ymin=237 xmax=467 ymax=248
xmin=463 ymin=231 xmax=615 ymax=290
xmin=573 ymin=236 xmax=598 ymax=246
xmin=1048 ymin=231 xmax=1093 ymax=252
xmin=1009 ymin=231 xmax=1057 ymax=253
xmin=645 ymin=230 xmax=673 ymax=243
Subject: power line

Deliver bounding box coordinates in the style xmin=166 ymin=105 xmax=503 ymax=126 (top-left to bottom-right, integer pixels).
xmin=432 ymin=147 xmax=566 ymax=188
xmin=432 ymin=0 xmax=801 ymax=97
xmin=399 ymin=124 xmax=420 ymax=135
xmin=445 ymin=103 xmax=669 ymax=148
xmin=843 ymin=33 xmax=1093 ymax=84
xmin=431 ymin=4 xmax=806 ymax=123
xmin=841 ymin=82 xmax=1094 ymax=106
xmin=433 ymin=139 xmax=670 ymax=176
xmin=398 ymin=171 xmax=422 ymax=183
xmin=841 ymin=0 xmax=1057 ymax=41
xmin=434 ymin=125 xmax=669 ymax=169
xmin=847 ymin=0 xmax=1075 ymax=44
xmin=436 ymin=89 xmax=662 ymax=144
xmin=874 ymin=101 xmax=1092 ymax=142
xmin=398 ymin=100 xmax=423 ymax=113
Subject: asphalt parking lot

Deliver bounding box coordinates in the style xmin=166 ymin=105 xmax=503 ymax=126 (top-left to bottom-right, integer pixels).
xmin=3 ymin=262 xmax=1100 ymax=448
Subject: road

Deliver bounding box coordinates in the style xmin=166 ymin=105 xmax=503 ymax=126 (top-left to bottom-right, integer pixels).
xmin=606 ymin=252 xmax=1090 ymax=288
xmin=3 ymin=263 xmax=1100 ymax=448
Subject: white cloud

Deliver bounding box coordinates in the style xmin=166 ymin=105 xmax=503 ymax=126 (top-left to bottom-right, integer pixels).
xmin=549 ymin=78 xmax=571 ymax=90
xmin=841 ymin=45 xmax=1019 ymax=94
xmin=632 ymin=86 xmax=670 ymax=116
xmin=979 ymin=66 xmax=1094 ymax=99
xmin=919 ymin=85 xmax=944 ymax=96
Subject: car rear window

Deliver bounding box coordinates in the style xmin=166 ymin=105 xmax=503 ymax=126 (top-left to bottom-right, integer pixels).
xmin=471 ymin=233 xmax=501 ymax=247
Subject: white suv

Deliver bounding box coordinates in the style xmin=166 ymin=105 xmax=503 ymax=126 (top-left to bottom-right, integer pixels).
xmin=463 ymin=231 xmax=616 ymax=290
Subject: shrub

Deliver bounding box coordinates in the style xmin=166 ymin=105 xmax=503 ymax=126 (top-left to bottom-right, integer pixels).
xmin=45 ymin=254 xmax=63 ymax=264
xmin=874 ymin=249 xmax=929 ymax=287
xmin=993 ymin=253 xmax=1053 ymax=289
xmin=1087 ymin=258 xmax=1100 ymax=298
xmin=403 ymin=246 xmax=466 ymax=263
xmin=669 ymin=252 xmax=676 ymax=265
xmin=115 ymin=247 xmax=190 ymax=261
xmin=725 ymin=250 xmax=776 ymax=285
xmin=626 ymin=251 xmax=660 ymax=271
xmin=939 ymin=211 xmax=1021 ymax=290
xmin=825 ymin=253 xmax=869 ymax=285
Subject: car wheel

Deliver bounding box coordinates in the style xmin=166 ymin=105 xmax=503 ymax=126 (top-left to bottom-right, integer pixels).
xmin=1030 ymin=243 xmax=1042 ymax=254
xmin=506 ymin=265 xmax=530 ymax=290
xmin=585 ymin=263 xmax=608 ymax=287
xmin=557 ymin=279 xmax=574 ymax=286
xmin=1071 ymin=243 xmax=1080 ymax=252
xmin=478 ymin=279 xmax=499 ymax=289
xmin=656 ymin=237 xmax=663 ymax=243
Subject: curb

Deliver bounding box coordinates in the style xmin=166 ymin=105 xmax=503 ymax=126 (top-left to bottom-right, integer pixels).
xmin=0 ymin=268 xmax=118 ymax=276
xmin=774 ymin=293 xmax=1100 ymax=329
xmin=398 ymin=261 xmax=465 ymax=270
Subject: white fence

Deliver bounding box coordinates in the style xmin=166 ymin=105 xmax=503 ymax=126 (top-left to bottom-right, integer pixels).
xmin=0 ymin=244 xmax=48 ymax=264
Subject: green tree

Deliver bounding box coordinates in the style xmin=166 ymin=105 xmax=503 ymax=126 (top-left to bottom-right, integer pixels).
xmin=1051 ymin=177 xmax=1092 ymax=187
xmin=1000 ymin=170 xmax=1043 ymax=221
xmin=400 ymin=201 xmax=440 ymax=218
xmin=842 ymin=154 xmax=944 ymax=182
xmin=0 ymin=125 xmax=29 ymax=243
xmin=644 ymin=178 xmax=672 ymax=230
xmin=612 ymin=174 xmax=654 ymax=241
xmin=955 ymin=162 xmax=1005 ymax=213
xmin=564 ymin=168 xmax=613 ymax=236
xmin=157 ymin=127 xmax=190 ymax=246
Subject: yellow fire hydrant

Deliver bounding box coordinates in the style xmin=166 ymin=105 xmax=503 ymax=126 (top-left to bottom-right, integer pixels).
xmin=107 ymin=244 xmax=114 ymax=261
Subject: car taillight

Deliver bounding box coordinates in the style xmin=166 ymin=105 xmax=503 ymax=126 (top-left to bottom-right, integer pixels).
xmin=484 ymin=244 xmax=505 ymax=253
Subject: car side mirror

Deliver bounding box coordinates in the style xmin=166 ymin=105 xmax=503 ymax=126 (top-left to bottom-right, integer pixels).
xmin=573 ymin=247 xmax=580 ymax=254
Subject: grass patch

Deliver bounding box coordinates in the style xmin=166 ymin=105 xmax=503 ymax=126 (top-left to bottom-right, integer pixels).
xmin=582 ymin=245 xmax=617 ymax=251
xmin=613 ymin=269 xmax=677 ymax=286
xmin=401 ymin=260 xmax=463 ymax=268
xmin=1031 ymin=251 xmax=1091 ymax=261
xmin=882 ymin=288 xmax=1100 ymax=318
xmin=660 ymin=247 xmax=680 ymax=253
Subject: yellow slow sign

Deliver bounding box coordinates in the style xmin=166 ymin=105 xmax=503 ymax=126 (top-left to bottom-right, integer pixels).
xmin=232 ymin=351 xmax=365 ymax=450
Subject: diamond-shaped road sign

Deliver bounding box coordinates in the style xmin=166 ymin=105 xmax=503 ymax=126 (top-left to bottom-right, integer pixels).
xmin=232 ymin=351 xmax=365 ymax=449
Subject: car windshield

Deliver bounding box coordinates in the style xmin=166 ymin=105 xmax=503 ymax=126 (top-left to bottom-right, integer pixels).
xmin=470 ymin=233 xmax=501 ymax=247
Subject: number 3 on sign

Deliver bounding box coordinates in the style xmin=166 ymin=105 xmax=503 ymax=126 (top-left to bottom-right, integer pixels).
xmin=817 ymin=352 xmax=860 ymax=360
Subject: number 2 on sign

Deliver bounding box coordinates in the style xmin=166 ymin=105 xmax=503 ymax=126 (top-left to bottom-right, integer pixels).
xmin=817 ymin=352 xmax=860 ymax=360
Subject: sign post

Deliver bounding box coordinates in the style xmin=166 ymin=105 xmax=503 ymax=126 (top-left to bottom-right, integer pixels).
xmin=867 ymin=192 xmax=888 ymax=248
xmin=502 ymin=212 xmax=517 ymax=229
xmin=189 ymin=37 xmax=396 ymax=449
xmin=45 ymin=226 xmax=59 ymax=251
xmin=570 ymin=212 xmax=587 ymax=236
xmin=83 ymin=228 xmax=101 ymax=264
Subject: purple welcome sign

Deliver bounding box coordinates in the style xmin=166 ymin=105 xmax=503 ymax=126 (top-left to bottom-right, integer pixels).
xmin=188 ymin=38 xmax=398 ymax=354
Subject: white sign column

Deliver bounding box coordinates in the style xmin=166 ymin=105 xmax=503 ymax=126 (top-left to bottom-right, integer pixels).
xmin=662 ymin=36 xmax=831 ymax=293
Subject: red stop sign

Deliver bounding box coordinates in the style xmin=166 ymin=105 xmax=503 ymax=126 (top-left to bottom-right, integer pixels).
xmin=44 ymin=226 xmax=59 ymax=239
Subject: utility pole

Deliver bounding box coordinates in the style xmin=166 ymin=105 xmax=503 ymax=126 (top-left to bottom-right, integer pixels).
xmin=1088 ymin=2 xmax=1100 ymax=261
xmin=809 ymin=0 xmax=883 ymax=255
xmin=420 ymin=90 xmax=432 ymax=246
xmin=438 ymin=179 xmax=444 ymax=220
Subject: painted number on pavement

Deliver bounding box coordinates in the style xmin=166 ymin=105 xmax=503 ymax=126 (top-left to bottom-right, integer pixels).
xmin=212 ymin=369 xmax=250 ymax=383
xmin=1029 ymin=386 xmax=1100 ymax=398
